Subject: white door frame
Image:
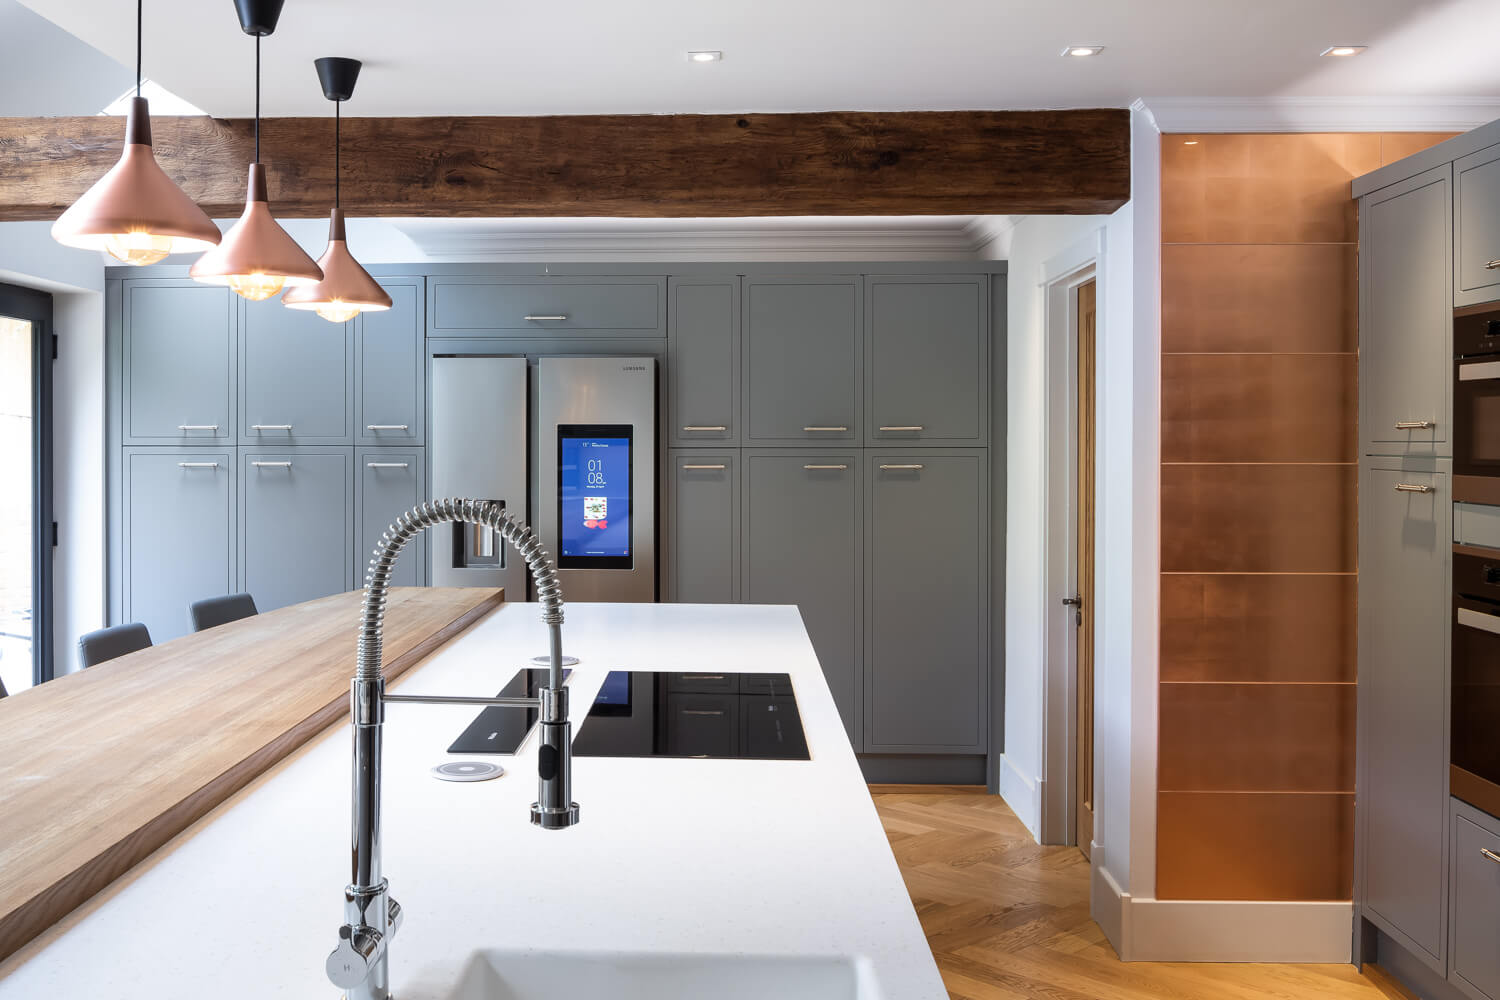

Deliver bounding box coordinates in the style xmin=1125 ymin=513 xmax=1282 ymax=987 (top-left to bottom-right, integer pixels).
xmin=1039 ymin=228 xmax=1106 ymax=847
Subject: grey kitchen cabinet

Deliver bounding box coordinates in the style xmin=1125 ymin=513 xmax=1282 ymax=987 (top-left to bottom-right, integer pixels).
xmin=743 ymin=451 xmax=862 ymax=744
xmin=1454 ymin=143 xmax=1500 ymax=308
xmin=667 ymin=450 xmax=738 ymax=603
xmin=427 ymin=276 xmax=666 ymax=338
xmin=121 ymin=449 xmax=236 ymax=643
xmin=1449 ymin=799 xmax=1500 ymax=1000
xmin=866 ymin=276 xmax=988 ymax=445
xmin=356 ymin=450 xmax=425 ymax=588
xmin=122 ymin=281 xmax=235 ymax=445
xmin=668 ymin=276 xmax=739 ymax=446
xmin=357 ymin=277 xmax=425 ymax=445
xmin=240 ymin=448 xmax=353 ymax=612
xmin=1361 ymin=164 xmax=1452 ymax=455
xmin=239 ymin=298 xmax=355 ymax=446
xmin=865 ymin=451 xmax=988 ymax=753
xmin=743 ymin=276 xmax=862 ymax=446
xmin=1359 ymin=459 xmax=1451 ymax=971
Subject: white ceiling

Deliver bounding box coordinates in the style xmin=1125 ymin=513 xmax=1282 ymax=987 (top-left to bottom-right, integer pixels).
xmin=15 ymin=0 xmax=1500 ymax=119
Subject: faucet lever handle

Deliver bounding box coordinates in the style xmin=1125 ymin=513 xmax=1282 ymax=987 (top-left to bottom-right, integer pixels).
xmin=327 ymin=923 xmax=384 ymax=990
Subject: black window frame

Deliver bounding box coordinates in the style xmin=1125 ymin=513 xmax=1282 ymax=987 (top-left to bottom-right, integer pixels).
xmin=0 ymin=282 xmax=55 ymax=686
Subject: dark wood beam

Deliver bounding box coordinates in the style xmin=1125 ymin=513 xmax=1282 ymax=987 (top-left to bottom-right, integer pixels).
xmin=0 ymin=109 xmax=1129 ymax=222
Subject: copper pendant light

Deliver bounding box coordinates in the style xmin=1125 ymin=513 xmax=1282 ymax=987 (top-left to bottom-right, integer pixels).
xmin=190 ymin=0 xmax=322 ymax=301
xmin=51 ymin=0 xmax=220 ymax=265
xmin=282 ymin=57 xmax=392 ymax=323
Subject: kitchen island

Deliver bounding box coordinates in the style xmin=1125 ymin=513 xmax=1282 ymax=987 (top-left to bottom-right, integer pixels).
xmin=0 ymin=601 xmax=945 ymax=1000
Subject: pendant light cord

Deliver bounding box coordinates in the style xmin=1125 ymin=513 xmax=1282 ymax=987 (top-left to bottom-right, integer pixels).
xmin=335 ymin=101 xmax=341 ymax=210
xmin=253 ymin=34 xmax=261 ymax=163
xmin=135 ymin=0 xmax=142 ymax=97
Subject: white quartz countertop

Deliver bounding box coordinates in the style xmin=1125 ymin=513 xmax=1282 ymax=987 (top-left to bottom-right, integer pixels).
xmin=0 ymin=602 xmax=945 ymax=999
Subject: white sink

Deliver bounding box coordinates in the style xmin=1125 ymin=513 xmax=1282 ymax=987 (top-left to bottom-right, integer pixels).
xmin=444 ymin=950 xmax=883 ymax=1000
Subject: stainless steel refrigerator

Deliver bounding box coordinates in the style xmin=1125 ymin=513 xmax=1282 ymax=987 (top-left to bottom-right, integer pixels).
xmin=429 ymin=355 xmax=656 ymax=604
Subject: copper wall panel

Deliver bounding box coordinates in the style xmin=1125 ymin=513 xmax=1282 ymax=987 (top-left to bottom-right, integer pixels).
xmin=1162 ymin=134 xmax=1381 ymax=244
xmin=1157 ymin=792 xmax=1354 ymax=900
xmin=1162 ymin=354 xmax=1356 ymax=463
xmin=1381 ymin=133 xmax=1460 ymax=166
xmin=1159 ymin=683 xmax=1355 ymax=792
xmin=1160 ymin=464 xmax=1357 ymax=573
xmin=1161 ymin=573 xmax=1355 ymax=683
xmin=1161 ymin=244 xmax=1357 ymax=354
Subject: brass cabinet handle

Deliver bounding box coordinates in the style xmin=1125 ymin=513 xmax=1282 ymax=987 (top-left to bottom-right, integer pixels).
xmin=878 ymin=425 xmax=925 ymax=432
xmin=803 ymin=464 xmax=848 ymax=471
xmin=1394 ymin=483 xmax=1436 ymax=494
xmin=1485 ymin=259 xmax=1500 ymax=270
xmin=1394 ymin=421 xmax=1435 ymax=430
xmin=879 ymin=464 xmax=924 ymax=471
xmin=1482 ymin=847 xmax=1500 ymax=864
xmin=681 ymin=464 xmax=727 ymax=471
xmin=682 ymin=425 xmax=728 ymax=432
xmin=803 ymin=426 xmax=848 ymax=432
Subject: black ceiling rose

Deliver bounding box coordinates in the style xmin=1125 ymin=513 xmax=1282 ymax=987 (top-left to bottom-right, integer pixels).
xmin=315 ymin=57 xmax=363 ymax=103
xmin=234 ymin=0 xmax=285 ymax=37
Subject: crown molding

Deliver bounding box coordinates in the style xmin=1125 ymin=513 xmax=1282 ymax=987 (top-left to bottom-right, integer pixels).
xmin=393 ymin=217 xmax=1009 ymax=262
xmin=1138 ymin=96 xmax=1500 ymax=134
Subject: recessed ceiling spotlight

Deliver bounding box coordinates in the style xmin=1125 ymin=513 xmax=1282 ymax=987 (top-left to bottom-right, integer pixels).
xmin=1183 ymin=140 xmax=1199 ymax=145
xmin=1321 ymin=45 xmax=1367 ymax=57
xmin=687 ymin=50 xmax=723 ymax=63
xmin=1062 ymin=45 xmax=1104 ymax=57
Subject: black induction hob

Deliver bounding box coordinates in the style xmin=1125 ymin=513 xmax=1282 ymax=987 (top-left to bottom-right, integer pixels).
xmin=571 ymin=671 xmax=809 ymax=761
xmin=446 ymin=667 xmax=572 ymax=755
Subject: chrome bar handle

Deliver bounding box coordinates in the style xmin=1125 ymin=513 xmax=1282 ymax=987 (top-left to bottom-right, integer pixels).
xmin=1394 ymin=420 xmax=1435 ymax=430
xmin=879 ymin=464 xmax=925 ymax=471
xmin=177 ymin=462 xmax=220 ymax=468
xmin=878 ymin=425 xmax=925 ymax=432
xmin=253 ymin=461 xmax=293 ymax=468
xmin=524 ymin=315 xmax=568 ymax=321
xmin=1485 ymin=259 xmax=1500 ymax=270
xmin=1483 ymin=847 xmax=1500 ymax=864
xmin=681 ymin=464 xmax=727 ymax=470
xmin=365 ymin=425 xmax=410 ymax=431
xmin=803 ymin=426 xmax=849 ymax=432
xmin=366 ymin=462 xmax=410 ymax=469
xmin=803 ymin=464 xmax=848 ymax=470
xmin=177 ymin=424 xmax=219 ymax=430
xmin=251 ymin=424 xmax=293 ymax=431
xmin=1395 ymin=483 xmax=1436 ymax=494
xmin=682 ymin=425 xmax=728 ymax=432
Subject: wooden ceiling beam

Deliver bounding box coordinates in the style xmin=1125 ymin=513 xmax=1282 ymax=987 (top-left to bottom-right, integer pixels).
xmin=0 ymin=109 xmax=1130 ymax=222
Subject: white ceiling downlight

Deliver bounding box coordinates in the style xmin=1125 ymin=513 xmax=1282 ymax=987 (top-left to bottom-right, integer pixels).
xmin=1320 ymin=45 xmax=1367 ymax=56
xmin=1062 ymin=45 xmax=1104 ymax=57
xmin=686 ymin=50 xmax=722 ymax=63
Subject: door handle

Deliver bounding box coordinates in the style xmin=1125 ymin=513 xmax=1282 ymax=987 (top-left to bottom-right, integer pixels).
xmin=366 ymin=424 xmax=409 ymax=431
xmin=878 ymin=426 xmax=925 ymax=432
xmin=366 ymin=462 xmax=410 ymax=469
xmin=1485 ymin=259 xmax=1500 ymax=271
xmin=177 ymin=462 xmax=220 ymax=469
xmin=252 ymin=461 xmax=292 ymax=468
xmin=681 ymin=464 xmax=727 ymax=471
xmin=177 ymin=424 xmax=219 ymax=431
xmin=802 ymin=426 xmax=849 ymax=432
xmin=1062 ymin=596 xmax=1082 ymax=606
xmin=879 ymin=464 xmax=924 ymax=471
xmin=1482 ymin=847 xmax=1500 ymax=864
xmin=1063 ymin=595 xmax=1082 ymax=626
xmin=1394 ymin=421 xmax=1435 ymax=430
xmin=1394 ymin=483 xmax=1436 ymax=494
xmin=523 ymin=315 xmax=568 ymax=321
xmin=682 ymin=425 xmax=728 ymax=432
xmin=803 ymin=464 xmax=848 ymax=471
xmin=251 ymin=424 xmax=293 ymax=431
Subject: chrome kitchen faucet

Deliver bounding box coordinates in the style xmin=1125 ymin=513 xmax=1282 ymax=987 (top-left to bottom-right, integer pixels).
xmin=327 ymin=499 xmax=579 ymax=1000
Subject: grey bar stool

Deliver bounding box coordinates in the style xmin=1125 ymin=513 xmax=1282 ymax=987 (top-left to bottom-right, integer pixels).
xmin=189 ymin=592 xmax=259 ymax=632
xmin=78 ymin=622 xmax=153 ymax=668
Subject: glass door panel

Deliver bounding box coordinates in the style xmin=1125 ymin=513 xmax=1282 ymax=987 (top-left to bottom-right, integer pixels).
xmin=0 ymin=315 xmax=33 ymax=694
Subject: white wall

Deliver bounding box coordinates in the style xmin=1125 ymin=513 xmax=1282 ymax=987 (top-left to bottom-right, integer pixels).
xmin=0 ymin=221 xmax=108 ymax=677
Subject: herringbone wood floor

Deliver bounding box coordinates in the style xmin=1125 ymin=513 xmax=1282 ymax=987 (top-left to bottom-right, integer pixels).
xmin=872 ymin=791 xmax=1408 ymax=1000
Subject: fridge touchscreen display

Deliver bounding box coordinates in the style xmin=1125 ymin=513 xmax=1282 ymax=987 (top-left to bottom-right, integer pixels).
xmin=558 ymin=424 xmax=633 ymax=569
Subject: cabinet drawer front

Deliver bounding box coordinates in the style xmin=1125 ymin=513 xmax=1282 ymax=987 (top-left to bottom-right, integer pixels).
xmin=867 ymin=276 xmax=987 ymax=444
xmin=124 ymin=283 xmax=234 ymax=443
xmin=240 ymin=450 xmax=353 ymax=612
xmin=241 ymin=300 xmax=354 ymax=444
xmin=358 ymin=279 xmax=423 ymax=444
xmin=122 ymin=450 xmax=235 ymax=643
xmin=430 ymin=277 xmax=664 ymax=336
xmin=357 ymin=451 xmax=424 ymax=587
xmin=744 ymin=278 xmax=861 ymax=445
xmin=1451 ymin=810 xmax=1500 ymax=1000
xmin=1456 ymin=145 xmax=1500 ymax=304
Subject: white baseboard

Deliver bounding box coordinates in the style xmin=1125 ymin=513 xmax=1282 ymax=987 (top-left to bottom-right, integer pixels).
xmin=1091 ymin=860 xmax=1128 ymax=955
xmin=997 ymin=754 xmax=1041 ymax=841
xmin=1123 ymin=897 xmax=1353 ymax=963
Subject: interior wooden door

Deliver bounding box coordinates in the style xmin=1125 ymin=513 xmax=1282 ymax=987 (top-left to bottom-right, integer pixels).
xmin=1075 ymin=279 xmax=1097 ymax=858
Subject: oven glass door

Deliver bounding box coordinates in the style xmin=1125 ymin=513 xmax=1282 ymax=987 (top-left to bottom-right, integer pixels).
xmin=1455 ymin=356 xmax=1500 ymax=496
xmin=1453 ymin=550 xmax=1500 ymax=804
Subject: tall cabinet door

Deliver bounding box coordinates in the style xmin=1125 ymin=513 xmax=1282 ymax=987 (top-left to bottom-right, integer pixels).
xmin=240 ymin=449 xmax=353 ymax=611
xmin=122 ymin=282 xmax=235 ymax=445
xmin=1360 ymin=460 xmax=1451 ymax=970
xmin=669 ymin=276 xmax=739 ymax=447
xmin=240 ymin=300 xmax=355 ymax=446
xmin=743 ymin=452 xmax=861 ymax=743
xmin=122 ymin=450 xmax=236 ymax=643
xmin=357 ymin=278 xmax=424 ymax=445
xmin=668 ymin=451 xmax=738 ymax=603
xmin=743 ymin=276 xmax=861 ymax=447
xmin=1361 ymin=165 xmax=1452 ymax=454
xmin=866 ymin=275 xmax=988 ymax=446
xmin=356 ymin=450 xmax=425 ymax=588
xmin=1454 ymin=143 xmax=1500 ymax=308
xmin=865 ymin=451 xmax=988 ymax=753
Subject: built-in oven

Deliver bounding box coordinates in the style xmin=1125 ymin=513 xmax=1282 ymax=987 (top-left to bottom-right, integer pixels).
xmin=1451 ymin=546 xmax=1500 ymax=818
xmin=1454 ymin=305 xmax=1500 ymax=505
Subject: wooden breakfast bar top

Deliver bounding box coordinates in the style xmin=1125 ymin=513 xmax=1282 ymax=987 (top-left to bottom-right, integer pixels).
xmin=0 ymin=586 xmax=503 ymax=964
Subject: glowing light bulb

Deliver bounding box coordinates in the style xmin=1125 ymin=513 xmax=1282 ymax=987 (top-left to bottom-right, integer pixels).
xmin=314 ymin=300 xmax=362 ymax=323
xmin=105 ymin=231 xmax=175 ymax=266
xmin=227 ymin=272 xmax=286 ymax=301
